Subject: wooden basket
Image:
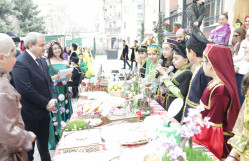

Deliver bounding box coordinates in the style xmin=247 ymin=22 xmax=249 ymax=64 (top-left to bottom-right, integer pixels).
xmin=108 ymin=90 xmax=122 ymax=97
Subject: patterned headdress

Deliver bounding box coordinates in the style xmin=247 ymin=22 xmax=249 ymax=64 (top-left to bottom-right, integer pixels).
xmin=147 ymin=44 xmax=160 ymax=53
xmin=163 ymin=38 xmax=178 ymax=48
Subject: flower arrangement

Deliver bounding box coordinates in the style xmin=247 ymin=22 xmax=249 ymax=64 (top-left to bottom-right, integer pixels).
xmin=149 ymin=104 xmax=214 ymax=161
xmin=163 ymin=23 xmax=170 ymax=31
xmin=184 ymin=28 xmax=192 ymax=36
xmin=152 ymin=12 xmax=165 ymax=47
xmin=173 ymin=22 xmax=181 ymax=28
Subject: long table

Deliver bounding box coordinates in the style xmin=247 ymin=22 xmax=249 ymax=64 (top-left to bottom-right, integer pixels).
xmin=53 ymin=99 xmax=219 ymax=161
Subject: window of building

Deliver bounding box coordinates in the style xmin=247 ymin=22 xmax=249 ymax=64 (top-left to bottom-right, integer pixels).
xmin=203 ymin=0 xmax=222 ymax=27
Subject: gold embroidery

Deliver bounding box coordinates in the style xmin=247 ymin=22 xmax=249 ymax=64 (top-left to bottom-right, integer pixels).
xmin=213 ymin=123 xmax=223 ymax=127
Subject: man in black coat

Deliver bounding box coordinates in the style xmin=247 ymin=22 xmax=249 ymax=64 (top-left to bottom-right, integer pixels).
xmin=12 ymin=32 xmax=57 ymax=161
xmin=120 ymin=40 xmax=131 ymax=69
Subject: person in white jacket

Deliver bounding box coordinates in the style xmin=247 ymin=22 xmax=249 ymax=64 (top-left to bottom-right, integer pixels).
xmin=233 ymin=29 xmax=249 ymax=105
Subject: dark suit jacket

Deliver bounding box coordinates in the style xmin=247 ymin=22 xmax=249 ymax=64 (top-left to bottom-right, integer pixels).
xmin=12 ymin=51 xmax=56 ymax=121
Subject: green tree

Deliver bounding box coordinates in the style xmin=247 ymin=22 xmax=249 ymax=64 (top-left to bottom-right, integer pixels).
xmin=12 ymin=0 xmax=46 ymax=36
xmin=0 ymin=0 xmax=19 ymax=32
xmin=140 ymin=22 xmax=145 ymax=43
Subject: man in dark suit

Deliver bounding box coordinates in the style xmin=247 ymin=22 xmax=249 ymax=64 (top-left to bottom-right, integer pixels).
xmin=12 ymin=32 xmax=57 ymax=161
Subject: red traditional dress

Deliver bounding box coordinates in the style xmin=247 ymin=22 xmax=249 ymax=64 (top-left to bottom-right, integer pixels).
xmin=193 ymin=44 xmax=241 ymax=160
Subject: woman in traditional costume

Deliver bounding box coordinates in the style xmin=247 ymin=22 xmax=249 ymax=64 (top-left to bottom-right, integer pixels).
xmin=226 ymin=30 xmax=249 ymax=161
xmin=84 ymin=48 xmax=94 ymax=78
xmin=192 ymin=44 xmax=241 ymax=160
xmin=47 ymin=41 xmax=73 ymax=149
xmin=156 ymin=43 xmax=192 ymax=122
xmin=208 ymin=12 xmax=231 ymax=46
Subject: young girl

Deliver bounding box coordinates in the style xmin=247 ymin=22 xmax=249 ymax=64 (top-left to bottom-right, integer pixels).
xmin=156 ymin=39 xmax=178 ymax=107
xmin=0 ymin=33 xmax=36 ymax=160
xmin=138 ymin=46 xmax=148 ymax=78
xmin=156 ymin=43 xmax=192 ymax=122
xmin=193 ymin=44 xmax=241 ymax=160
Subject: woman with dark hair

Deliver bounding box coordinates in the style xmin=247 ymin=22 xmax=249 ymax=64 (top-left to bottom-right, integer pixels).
xmin=233 ymin=28 xmax=248 ymax=106
xmin=208 ymin=12 xmax=231 ymax=46
xmin=69 ymin=43 xmax=78 ymax=65
xmin=63 ymin=46 xmax=70 ymax=61
xmin=193 ymin=44 xmax=241 ymax=160
xmin=227 ymin=29 xmax=249 ymax=161
xmin=155 ymin=39 xmax=178 ymax=107
xmin=46 ymin=41 xmax=73 ymax=150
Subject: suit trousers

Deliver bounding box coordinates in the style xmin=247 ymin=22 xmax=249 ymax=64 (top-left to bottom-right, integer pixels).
xmin=24 ymin=110 xmax=51 ymax=161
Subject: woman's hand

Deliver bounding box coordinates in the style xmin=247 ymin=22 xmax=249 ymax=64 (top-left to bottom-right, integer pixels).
xmin=52 ymin=75 xmax=60 ymax=81
xmin=156 ymin=65 xmax=166 ymax=76
xmin=29 ymin=131 xmax=36 ymax=143
xmin=65 ymin=74 xmax=72 ymax=79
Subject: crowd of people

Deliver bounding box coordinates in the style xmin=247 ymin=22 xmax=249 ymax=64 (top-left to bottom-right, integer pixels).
xmin=0 ymin=31 xmax=94 ymax=161
xmin=130 ymin=12 xmax=249 ymax=160
xmin=0 ymin=1 xmax=249 ymax=160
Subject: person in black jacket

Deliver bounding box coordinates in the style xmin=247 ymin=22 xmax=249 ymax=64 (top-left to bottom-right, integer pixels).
xmin=120 ymin=40 xmax=131 ymax=69
xmin=69 ymin=43 xmax=78 ymax=65
xmin=67 ymin=57 xmax=82 ymax=98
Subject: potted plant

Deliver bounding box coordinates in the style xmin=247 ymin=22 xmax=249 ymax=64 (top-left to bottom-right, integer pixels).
xmin=163 ymin=23 xmax=170 ymax=35
xmin=173 ymin=22 xmax=181 ymax=33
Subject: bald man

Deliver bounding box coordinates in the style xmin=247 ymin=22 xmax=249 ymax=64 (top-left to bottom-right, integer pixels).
xmin=176 ymin=28 xmax=188 ymax=45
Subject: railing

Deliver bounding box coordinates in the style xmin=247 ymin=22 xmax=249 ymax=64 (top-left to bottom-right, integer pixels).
xmin=164 ymin=12 xmax=191 ymax=32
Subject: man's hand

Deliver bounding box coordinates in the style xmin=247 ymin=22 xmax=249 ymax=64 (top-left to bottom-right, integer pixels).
xmin=46 ymin=99 xmax=57 ymax=111
xmin=28 ymin=131 xmax=36 ymax=143
xmin=194 ymin=21 xmax=199 ymax=26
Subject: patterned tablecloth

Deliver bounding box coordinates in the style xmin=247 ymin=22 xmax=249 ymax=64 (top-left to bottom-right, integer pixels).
xmin=53 ymin=99 xmax=219 ymax=161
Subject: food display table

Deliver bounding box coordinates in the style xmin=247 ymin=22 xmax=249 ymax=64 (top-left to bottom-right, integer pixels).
xmin=52 ymin=93 xmax=219 ymax=161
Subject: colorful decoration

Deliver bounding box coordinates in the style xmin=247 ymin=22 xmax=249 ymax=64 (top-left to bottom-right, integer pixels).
xmin=58 ymin=94 xmax=65 ymax=101
xmin=53 ymin=122 xmax=58 ymax=127
xmin=52 ymin=107 xmax=58 ymax=114
xmin=60 ymin=106 xmax=65 ymax=114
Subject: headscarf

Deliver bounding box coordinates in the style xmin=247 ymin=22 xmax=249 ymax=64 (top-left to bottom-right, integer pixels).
xmin=203 ymin=44 xmax=241 ymax=132
xmin=0 ymin=33 xmax=15 ymax=56
xmin=244 ymin=15 xmax=249 ymax=29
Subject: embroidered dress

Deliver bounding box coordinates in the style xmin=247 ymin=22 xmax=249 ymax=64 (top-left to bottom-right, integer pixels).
xmin=228 ymin=89 xmax=249 ymax=159
xmin=139 ymin=59 xmax=147 ymax=78
xmin=208 ymin=23 xmax=231 ymax=46
xmin=193 ymin=81 xmax=232 ymax=159
xmin=182 ymin=67 xmax=211 ymax=119
xmin=163 ymin=64 xmax=192 ymax=122
xmin=48 ymin=64 xmax=73 ymax=150
xmin=193 ymin=44 xmax=241 ymax=159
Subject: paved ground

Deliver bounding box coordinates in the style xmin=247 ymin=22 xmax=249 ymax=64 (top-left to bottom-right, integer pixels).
xmin=33 ymin=55 xmax=133 ymax=160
